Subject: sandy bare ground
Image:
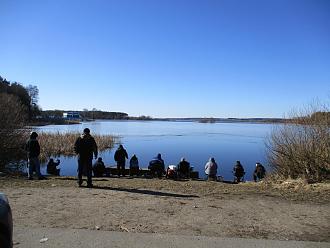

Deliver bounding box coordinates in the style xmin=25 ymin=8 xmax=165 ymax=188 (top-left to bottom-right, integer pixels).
xmin=1 ymin=177 xmax=329 ymax=242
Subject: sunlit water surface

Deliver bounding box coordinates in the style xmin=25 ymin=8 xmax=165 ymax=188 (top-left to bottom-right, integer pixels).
xmin=36 ymin=120 xmax=274 ymax=181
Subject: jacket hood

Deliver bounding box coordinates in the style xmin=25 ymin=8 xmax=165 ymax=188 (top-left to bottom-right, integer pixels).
xmin=209 ymin=157 xmax=215 ymax=163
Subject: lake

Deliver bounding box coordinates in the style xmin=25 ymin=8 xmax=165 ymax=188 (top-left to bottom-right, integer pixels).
xmin=36 ymin=120 xmax=274 ymax=181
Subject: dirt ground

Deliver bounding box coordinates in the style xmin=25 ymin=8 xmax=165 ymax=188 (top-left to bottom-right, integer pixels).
xmin=1 ymin=176 xmax=329 ymax=242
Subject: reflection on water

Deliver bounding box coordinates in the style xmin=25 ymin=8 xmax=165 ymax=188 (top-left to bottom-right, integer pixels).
xmin=37 ymin=120 xmax=274 ymax=181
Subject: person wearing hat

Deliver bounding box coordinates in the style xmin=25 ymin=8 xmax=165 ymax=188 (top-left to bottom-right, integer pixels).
xmin=25 ymin=131 xmax=44 ymax=180
xmin=253 ymin=162 xmax=266 ymax=182
xmin=233 ymin=160 xmax=245 ymax=183
xmin=114 ymin=144 xmax=128 ymax=177
xmin=129 ymin=154 xmax=139 ymax=176
xmin=74 ymin=128 xmax=98 ymax=187
xmin=177 ymin=157 xmax=190 ymax=178
xmin=148 ymin=153 xmax=165 ymax=178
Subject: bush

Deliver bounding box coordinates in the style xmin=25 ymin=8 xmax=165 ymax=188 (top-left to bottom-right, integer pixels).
xmin=266 ymin=104 xmax=330 ymax=182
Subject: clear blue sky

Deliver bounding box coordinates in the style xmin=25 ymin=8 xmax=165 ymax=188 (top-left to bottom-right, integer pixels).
xmin=0 ymin=0 xmax=329 ymax=118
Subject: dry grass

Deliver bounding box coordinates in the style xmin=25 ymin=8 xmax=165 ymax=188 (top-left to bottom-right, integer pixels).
xmin=38 ymin=132 xmax=117 ymax=162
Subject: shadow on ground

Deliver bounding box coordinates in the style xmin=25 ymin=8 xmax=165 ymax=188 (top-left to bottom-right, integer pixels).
xmin=89 ymin=185 xmax=199 ymax=198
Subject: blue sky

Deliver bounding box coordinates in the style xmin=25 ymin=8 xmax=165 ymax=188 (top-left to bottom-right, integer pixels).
xmin=0 ymin=0 xmax=329 ymax=118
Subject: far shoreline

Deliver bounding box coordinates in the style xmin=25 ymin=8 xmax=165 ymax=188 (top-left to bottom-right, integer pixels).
xmin=30 ymin=117 xmax=285 ymax=127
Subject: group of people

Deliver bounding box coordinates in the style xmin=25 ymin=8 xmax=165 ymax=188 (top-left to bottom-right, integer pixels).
xmin=204 ymin=158 xmax=266 ymax=183
xmin=25 ymin=128 xmax=266 ymax=188
xmin=113 ymin=146 xmax=191 ymax=179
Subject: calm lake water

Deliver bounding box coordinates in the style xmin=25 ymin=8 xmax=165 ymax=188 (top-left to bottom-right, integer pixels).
xmin=36 ymin=120 xmax=274 ymax=181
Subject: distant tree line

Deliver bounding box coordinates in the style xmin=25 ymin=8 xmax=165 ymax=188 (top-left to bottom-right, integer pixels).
xmin=40 ymin=109 xmax=129 ymax=120
xmin=127 ymin=115 xmax=152 ymax=120
xmin=198 ymin=117 xmax=216 ymax=123
xmin=80 ymin=108 xmax=129 ymax=120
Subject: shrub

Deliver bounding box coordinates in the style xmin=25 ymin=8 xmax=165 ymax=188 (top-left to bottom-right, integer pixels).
xmin=266 ymin=104 xmax=330 ymax=182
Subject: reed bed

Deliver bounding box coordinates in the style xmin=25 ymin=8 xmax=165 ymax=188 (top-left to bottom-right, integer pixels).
xmin=38 ymin=132 xmax=117 ymax=162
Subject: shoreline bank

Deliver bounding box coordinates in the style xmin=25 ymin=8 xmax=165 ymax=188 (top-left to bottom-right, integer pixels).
xmin=1 ymin=177 xmax=329 ymax=242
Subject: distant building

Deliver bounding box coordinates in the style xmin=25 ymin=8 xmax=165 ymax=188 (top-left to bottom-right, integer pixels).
xmin=63 ymin=112 xmax=80 ymax=120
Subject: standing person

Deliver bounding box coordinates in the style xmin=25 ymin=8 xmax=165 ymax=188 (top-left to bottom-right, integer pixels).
xmin=74 ymin=128 xmax=98 ymax=188
xmin=114 ymin=145 xmax=128 ymax=177
xmin=205 ymin=157 xmax=218 ymax=180
xmin=253 ymin=162 xmax=266 ymax=182
xmin=233 ymin=160 xmax=245 ymax=183
xmin=25 ymin=131 xmax=44 ymax=180
xmin=129 ymin=154 xmax=139 ymax=176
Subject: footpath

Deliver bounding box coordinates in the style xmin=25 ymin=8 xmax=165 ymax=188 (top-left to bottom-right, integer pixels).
xmin=14 ymin=227 xmax=329 ymax=248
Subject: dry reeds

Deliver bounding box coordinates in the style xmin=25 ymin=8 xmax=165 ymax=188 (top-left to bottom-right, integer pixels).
xmin=38 ymin=132 xmax=117 ymax=162
xmin=266 ymin=104 xmax=330 ymax=182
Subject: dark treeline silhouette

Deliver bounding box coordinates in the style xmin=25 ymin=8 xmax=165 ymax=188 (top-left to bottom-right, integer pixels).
xmin=81 ymin=109 xmax=128 ymax=120
xmin=40 ymin=109 xmax=129 ymax=120
xmin=129 ymin=115 xmax=152 ymax=120
xmin=0 ymin=76 xmax=41 ymax=121
xmin=0 ymin=75 xmax=42 ymax=170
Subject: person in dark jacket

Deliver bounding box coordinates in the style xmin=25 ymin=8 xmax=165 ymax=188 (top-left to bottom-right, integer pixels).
xmin=233 ymin=160 xmax=245 ymax=183
xmin=114 ymin=145 xmax=128 ymax=177
xmin=148 ymin=153 xmax=165 ymax=178
xmin=74 ymin=128 xmax=98 ymax=187
xmin=253 ymin=162 xmax=266 ymax=182
xmin=47 ymin=158 xmax=60 ymax=176
xmin=93 ymin=157 xmax=105 ymax=177
xmin=25 ymin=131 xmax=44 ymax=180
xmin=129 ymin=154 xmax=139 ymax=176
xmin=177 ymin=157 xmax=190 ymax=178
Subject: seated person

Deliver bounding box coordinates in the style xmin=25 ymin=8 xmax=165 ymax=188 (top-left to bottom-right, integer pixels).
xmin=233 ymin=160 xmax=245 ymax=183
xmin=148 ymin=153 xmax=165 ymax=178
xmin=253 ymin=162 xmax=266 ymax=182
xmin=129 ymin=154 xmax=139 ymax=176
xmin=205 ymin=157 xmax=218 ymax=180
xmin=93 ymin=157 xmax=105 ymax=177
xmin=177 ymin=157 xmax=190 ymax=178
xmin=47 ymin=158 xmax=60 ymax=176
xmin=166 ymin=165 xmax=177 ymax=179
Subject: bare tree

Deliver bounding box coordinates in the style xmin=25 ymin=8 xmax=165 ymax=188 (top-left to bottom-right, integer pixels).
xmin=26 ymin=84 xmax=41 ymax=119
xmin=0 ymin=93 xmax=29 ymax=169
